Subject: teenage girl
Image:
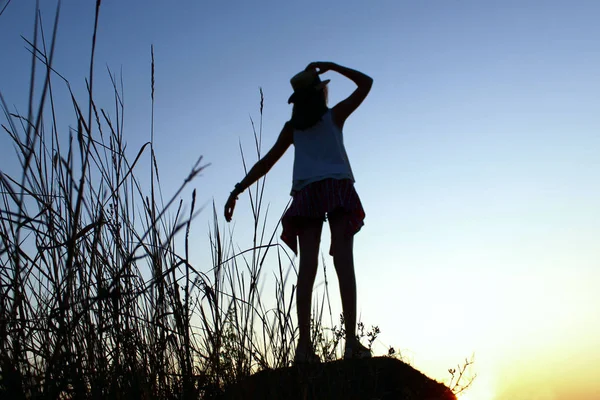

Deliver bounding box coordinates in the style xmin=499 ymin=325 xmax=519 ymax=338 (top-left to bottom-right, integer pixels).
xmin=224 ymin=61 xmax=373 ymax=363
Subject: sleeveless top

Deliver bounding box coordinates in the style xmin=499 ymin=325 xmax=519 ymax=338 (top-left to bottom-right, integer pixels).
xmin=291 ymin=109 xmax=355 ymax=194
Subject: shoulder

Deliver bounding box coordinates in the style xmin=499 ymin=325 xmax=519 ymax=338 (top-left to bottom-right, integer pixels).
xmin=330 ymin=107 xmax=344 ymax=130
xmin=282 ymin=121 xmax=294 ymax=141
xmin=283 ymin=120 xmax=294 ymax=134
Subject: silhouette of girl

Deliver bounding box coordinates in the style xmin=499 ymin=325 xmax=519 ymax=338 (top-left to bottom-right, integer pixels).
xmin=224 ymin=62 xmax=373 ymax=364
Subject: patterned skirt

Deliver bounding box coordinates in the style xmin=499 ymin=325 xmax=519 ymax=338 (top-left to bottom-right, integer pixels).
xmin=281 ymin=178 xmax=365 ymax=256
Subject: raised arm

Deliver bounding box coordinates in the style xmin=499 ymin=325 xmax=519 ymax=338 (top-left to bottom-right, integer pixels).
xmin=306 ymin=61 xmax=373 ymax=129
xmin=224 ymin=122 xmax=293 ymax=222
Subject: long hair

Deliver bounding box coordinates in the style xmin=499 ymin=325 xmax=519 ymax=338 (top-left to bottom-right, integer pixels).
xmin=290 ymin=86 xmax=328 ymax=130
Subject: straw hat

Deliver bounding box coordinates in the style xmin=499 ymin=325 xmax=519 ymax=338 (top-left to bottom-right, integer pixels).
xmin=287 ymin=69 xmax=330 ymax=104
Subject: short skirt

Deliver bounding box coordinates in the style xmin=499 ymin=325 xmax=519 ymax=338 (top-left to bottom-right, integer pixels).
xmin=281 ymin=178 xmax=365 ymax=256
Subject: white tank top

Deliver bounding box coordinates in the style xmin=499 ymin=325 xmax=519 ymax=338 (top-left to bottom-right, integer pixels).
xmin=291 ymin=109 xmax=355 ymax=193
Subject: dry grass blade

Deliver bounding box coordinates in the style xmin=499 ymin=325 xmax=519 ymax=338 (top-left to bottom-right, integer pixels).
xmin=0 ymin=0 xmax=12 ymax=17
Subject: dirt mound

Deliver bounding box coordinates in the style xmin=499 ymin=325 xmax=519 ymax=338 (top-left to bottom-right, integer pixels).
xmin=222 ymin=356 xmax=456 ymax=400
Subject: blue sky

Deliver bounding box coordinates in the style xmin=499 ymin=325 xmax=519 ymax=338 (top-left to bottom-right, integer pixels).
xmin=2 ymin=1 xmax=600 ymax=399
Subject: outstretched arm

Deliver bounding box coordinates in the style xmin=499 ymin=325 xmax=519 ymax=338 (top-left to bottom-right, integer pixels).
xmin=225 ymin=122 xmax=293 ymax=222
xmin=306 ymin=61 xmax=373 ymax=129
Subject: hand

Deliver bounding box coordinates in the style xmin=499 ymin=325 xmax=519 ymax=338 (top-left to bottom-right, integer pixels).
xmin=224 ymin=192 xmax=238 ymax=222
xmin=305 ymin=61 xmax=335 ymax=75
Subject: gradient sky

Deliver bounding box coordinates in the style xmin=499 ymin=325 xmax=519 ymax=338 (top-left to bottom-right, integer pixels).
xmin=2 ymin=1 xmax=599 ymax=399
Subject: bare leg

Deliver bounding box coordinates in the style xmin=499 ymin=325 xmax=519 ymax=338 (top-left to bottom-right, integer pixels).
xmin=328 ymin=211 xmax=359 ymax=347
xmin=296 ymin=218 xmax=323 ymax=353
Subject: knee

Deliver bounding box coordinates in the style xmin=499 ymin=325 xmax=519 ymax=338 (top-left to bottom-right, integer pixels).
xmin=331 ymin=235 xmax=353 ymax=261
xmin=299 ymin=240 xmax=320 ymax=263
xmin=299 ymin=240 xmax=321 ymax=267
xmin=333 ymin=255 xmax=354 ymax=275
xmin=332 ymin=250 xmax=354 ymax=276
xmin=299 ymin=254 xmax=319 ymax=272
xmin=299 ymin=246 xmax=320 ymax=276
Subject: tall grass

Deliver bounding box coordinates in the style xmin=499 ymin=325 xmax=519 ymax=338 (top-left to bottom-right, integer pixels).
xmin=0 ymin=2 xmax=475 ymax=399
xmin=0 ymin=2 xmax=325 ymax=398
xmin=0 ymin=3 xmax=209 ymax=398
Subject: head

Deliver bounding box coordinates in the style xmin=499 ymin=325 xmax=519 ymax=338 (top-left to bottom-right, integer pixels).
xmin=288 ymin=70 xmax=329 ymax=130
